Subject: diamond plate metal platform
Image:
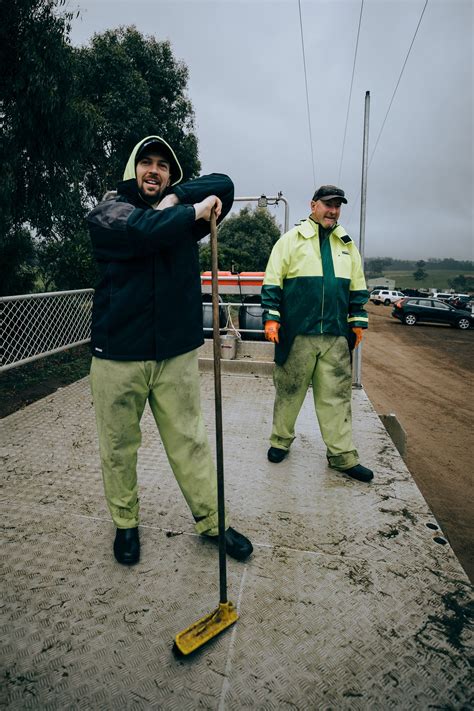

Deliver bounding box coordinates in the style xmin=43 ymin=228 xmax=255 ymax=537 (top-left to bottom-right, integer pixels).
xmin=1 ymin=370 xmax=472 ymax=709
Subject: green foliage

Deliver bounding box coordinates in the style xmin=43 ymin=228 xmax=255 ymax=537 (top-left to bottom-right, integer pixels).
xmin=36 ymin=228 xmax=99 ymax=291
xmin=0 ymin=4 xmax=200 ymax=294
xmin=75 ymin=26 xmax=200 ymax=201
xmin=365 ymin=258 xmax=388 ymax=279
xmin=427 ymin=258 xmax=474 ymax=271
xmin=413 ymin=259 xmax=428 ymax=282
xmin=0 ymin=228 xmax=37 ymax=296
xmin=0 ymin=0 xmax=87 ymax=239
xmin=199 ymin=207 xmax=281 ymax=272
xmin=448 ymin=274 xmax=474 ymax=292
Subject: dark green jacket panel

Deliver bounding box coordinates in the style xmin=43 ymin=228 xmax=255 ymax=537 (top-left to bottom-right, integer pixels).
xmin=281 ymin=276 xmax=323 ymax=333
xmin=347 ymin=288 xmax=370 ymax=326
xmin=273 ymin=275 xmax=353 ymax=364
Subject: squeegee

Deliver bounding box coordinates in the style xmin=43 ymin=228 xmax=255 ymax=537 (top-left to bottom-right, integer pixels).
xmin=173 ymin=208 xmax=238 ymax=656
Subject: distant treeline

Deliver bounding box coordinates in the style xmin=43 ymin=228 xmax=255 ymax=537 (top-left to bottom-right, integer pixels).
xmin=366 ymin=258 xmax=473 ymax=271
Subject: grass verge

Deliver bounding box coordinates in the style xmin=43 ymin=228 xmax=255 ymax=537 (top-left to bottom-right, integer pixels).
xmin=0 ymin=345 xmax=91 ymax=419
xmin=384 ymin=268 xmax=473 ymax=291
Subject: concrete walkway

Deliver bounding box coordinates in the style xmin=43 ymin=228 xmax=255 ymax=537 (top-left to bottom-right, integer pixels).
xmin=1 ymin=350 xmax=472 ymax=709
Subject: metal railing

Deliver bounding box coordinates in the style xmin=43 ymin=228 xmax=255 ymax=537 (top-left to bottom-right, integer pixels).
xmin=1 ymin=193 xmax=285 ymax=372
xmin=0 ymin=289 xmax=94 ymax=372
xmin=234 ymin=194 xmax=289 ymax=232
xmin=0 ymin=290 xmax=266 ymax=372
xmin=203 ymin=300 xmax=265 ymax=339
xmin=1 ymin=287 xmax=364 ymax=384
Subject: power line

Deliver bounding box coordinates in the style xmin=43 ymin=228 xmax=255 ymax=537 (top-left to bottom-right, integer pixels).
xmin=369 ymin=0 xmax=429 ymax=168
xmin=338 ymin=0 xmax=364 ymax=185
xmin=298 ymin=0 xmax=316 ymax=187
xmin=346 ymin=0 xmax=429 ymax=228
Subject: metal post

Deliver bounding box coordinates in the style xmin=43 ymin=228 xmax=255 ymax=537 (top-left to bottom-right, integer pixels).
xmin=234 ymin=195 xmax=289 ymax=232
xmin=277 ymin=194 xmax=290 ymax=233
xmin=210 ymin=211 xmax=228 ymax=604
xmin=353 ymin=90 xmax=370 ymax=388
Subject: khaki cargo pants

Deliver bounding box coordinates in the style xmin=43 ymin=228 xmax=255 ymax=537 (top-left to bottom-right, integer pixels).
xmin=270 ymin=334 xmax=359 ymax=470
xmin=90 ymin=350 xmax=225 ymax=535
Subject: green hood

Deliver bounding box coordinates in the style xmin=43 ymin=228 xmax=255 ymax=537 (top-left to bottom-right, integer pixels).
xmin=123 ymin=135 xmax=183 ymax=186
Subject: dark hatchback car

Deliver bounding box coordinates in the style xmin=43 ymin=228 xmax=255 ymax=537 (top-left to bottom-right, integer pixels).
xmin=392 ymin=297 xmax=473 ymax=329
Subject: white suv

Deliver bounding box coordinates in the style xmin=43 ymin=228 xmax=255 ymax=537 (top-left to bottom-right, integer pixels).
xmin=369 ymin=289 xmax=405 ymax=306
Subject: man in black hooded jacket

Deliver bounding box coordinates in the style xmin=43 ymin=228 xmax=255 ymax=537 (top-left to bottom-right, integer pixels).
xmin=86 ymin=135 xmax=253 ymax=565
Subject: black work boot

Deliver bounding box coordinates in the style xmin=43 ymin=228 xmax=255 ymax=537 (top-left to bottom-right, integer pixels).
xmin=341 ymin=464 xmax=374 ymax=482
xmin=203 ymin=527 xmax=253 ymax=561
xmin=267 ymin=446 xmax=288 ymax=463
xmin=114 ymin=527 xmax=140 ymax=565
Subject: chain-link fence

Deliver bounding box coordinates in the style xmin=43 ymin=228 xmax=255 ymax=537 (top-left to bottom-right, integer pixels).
xmin=0 ymin=290 xmax=94 ymax=372
xmin=0 ymin=287 xmax=266 ymax=372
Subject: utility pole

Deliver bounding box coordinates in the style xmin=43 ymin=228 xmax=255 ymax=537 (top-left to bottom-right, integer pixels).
xmin=353 ymin=90 xmax=370 ymax=388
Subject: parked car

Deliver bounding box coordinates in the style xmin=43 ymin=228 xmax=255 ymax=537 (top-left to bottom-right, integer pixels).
xmin=448 ymin=295 xmax=473 ymax=311
xmin=429 ymin=292 xmax=455 ymax=303
xmin=392 ymin=297 xmax=473 ymax=329
xmin=400 ymin=288 xmax=426 ymax=297
xmin=370 ymin=289 xmax=406 ymax=306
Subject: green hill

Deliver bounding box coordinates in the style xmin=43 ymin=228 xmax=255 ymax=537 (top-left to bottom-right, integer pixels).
xmin=383 ymin=269 xmax=473 ymax=291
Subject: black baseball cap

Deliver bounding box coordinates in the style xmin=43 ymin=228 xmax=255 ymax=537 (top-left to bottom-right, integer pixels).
xmin=312 ymin=185 xmax=348 ymax=204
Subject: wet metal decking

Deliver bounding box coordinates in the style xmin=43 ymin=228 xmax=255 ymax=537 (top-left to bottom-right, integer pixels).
xmin=1 ymin=366 xmax=472 ymax=709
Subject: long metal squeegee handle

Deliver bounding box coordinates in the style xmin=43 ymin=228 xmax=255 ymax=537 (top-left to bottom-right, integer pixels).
xmin=210 ymin=209 xmax=228 ymax=605
xmin=172 ymin=209 xmax=238 ymax=657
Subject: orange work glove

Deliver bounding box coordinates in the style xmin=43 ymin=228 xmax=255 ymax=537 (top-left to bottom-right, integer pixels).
xmin=265 ymin=320 xmax=280 ymax=344
xmin=352 ymin=327 xmax=364 ymax=348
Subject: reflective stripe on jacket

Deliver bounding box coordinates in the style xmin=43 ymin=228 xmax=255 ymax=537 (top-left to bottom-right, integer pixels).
xmin=261 ymin=217 xmax=369 ymax=365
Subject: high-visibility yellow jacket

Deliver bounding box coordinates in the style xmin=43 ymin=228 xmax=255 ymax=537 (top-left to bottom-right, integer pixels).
xmin=261 ymin=217 xmax=369 ymax=365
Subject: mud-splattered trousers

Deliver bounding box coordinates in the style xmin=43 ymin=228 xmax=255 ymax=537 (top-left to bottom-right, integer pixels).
xmin=262 ymin=217 xmax=368 ymax=469
xmin=270 ymin=334 xmax=359 ymax=470
xmin=90 ymin=350 xmax=225 ymax=535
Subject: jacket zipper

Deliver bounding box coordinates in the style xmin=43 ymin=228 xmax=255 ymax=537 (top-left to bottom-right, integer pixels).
xmin=321 ymin=280 xmax=325 ymax=333
xmin=319 ymin=224 xmax=338 ymax=334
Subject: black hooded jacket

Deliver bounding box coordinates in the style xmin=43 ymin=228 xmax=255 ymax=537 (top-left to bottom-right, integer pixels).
xmin=86 ymin=173 xmax=234 ymax=361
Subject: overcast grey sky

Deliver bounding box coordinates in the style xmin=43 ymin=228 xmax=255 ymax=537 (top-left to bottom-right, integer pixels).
xmin=70 ymin=0 xmax=473 ymax=260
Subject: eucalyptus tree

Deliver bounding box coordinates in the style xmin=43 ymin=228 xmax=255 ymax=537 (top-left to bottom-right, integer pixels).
xmin=0 ymin=3 xmax=200 ymax=293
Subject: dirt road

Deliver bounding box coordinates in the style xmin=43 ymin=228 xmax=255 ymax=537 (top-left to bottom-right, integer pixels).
xmin=362 ymin=302 xmax=474 ymax=581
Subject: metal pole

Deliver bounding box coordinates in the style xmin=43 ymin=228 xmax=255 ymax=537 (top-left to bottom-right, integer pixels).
xmin=353 ymin=90 xmax=370 ymax=388
xmin=277 ymin=195 xmax=290 ymax=232
xmin=234 ymin=195 xmax=289 ymax=232
xmin=210 ymin=210 xmax=228 ymax=604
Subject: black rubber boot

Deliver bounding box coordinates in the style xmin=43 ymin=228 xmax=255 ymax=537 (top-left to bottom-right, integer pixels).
xmin=267 ymin=447 xmax=288 ymax=463
xmin=341 ymin=464 xmax=374 ymax=482
xmin=114 ymin=527 xmax=140 ymax=565
xmin=203 ymin=527 xmax=253 ymax=561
